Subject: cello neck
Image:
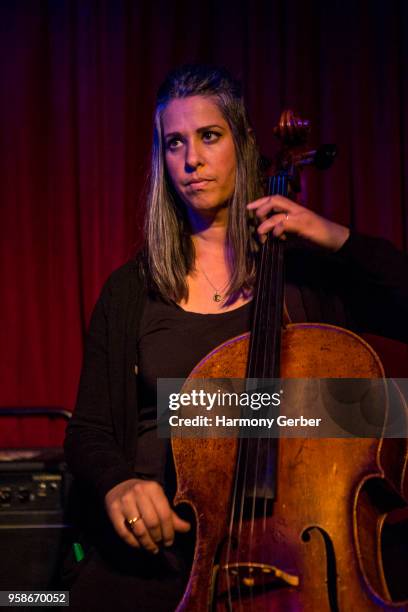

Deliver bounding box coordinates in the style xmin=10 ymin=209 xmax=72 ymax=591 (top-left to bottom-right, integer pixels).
xmin=247 ymin=172 xmax=289 ymax=379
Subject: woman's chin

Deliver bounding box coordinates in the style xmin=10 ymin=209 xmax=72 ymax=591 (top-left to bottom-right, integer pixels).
xmin=184 ymin=195 xmax=230 ymax=214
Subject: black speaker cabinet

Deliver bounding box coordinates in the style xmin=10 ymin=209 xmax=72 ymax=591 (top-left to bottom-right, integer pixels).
xmin=0 ymin=449 xmax=73 ymax=589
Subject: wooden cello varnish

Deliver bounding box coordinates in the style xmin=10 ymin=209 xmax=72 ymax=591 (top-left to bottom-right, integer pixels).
xmin=171 ymin=112 xmax=408 ymax=611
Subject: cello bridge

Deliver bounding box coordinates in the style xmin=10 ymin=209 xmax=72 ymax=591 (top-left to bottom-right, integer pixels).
xmin=222 ymin=562 xmax=299 ymax=589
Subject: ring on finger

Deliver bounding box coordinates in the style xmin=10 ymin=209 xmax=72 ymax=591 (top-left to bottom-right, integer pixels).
xmin=125 ymin=515 xmax=143 ymax=529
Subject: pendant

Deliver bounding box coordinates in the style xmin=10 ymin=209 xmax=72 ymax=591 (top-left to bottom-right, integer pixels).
xmin=213 ymin=293 xmax=222 ymax=302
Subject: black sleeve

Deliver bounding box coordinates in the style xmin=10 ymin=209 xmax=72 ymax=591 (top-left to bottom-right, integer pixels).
xmin=334 ymin=233 xmax=408 ymax=342
xmin=285 ymin=232 xmax=408 ymax=342
xmin=64 ymin=277 xmax=136 ymax=501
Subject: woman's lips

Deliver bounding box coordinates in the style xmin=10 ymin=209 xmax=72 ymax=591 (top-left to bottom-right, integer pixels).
xmin=186 ymin=179 xmax=213 ymax=189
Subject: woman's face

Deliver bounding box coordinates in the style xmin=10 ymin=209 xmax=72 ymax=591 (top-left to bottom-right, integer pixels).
xmin=161 ymin=96 xmax=237 ymax=216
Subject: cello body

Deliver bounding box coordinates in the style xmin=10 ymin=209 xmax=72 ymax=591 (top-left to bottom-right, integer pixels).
xmin=172 ymin=110 xmax=407 ymax=611
xmin=172 ymin=324 xmax=408 ymax=611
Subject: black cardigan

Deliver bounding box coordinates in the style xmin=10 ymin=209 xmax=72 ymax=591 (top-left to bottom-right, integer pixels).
xmin=64 ymin=233 xmax=408 ymax=502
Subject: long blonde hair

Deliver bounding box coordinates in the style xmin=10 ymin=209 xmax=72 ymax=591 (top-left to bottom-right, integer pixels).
xmin=145 ymin=65 xmax=263 ymax=303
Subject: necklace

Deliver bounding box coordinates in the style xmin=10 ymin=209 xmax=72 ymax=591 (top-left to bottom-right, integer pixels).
xmin=199 ymin=268 xmax=229 ymax=302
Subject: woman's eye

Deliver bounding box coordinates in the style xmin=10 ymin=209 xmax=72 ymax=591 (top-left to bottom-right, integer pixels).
xmin=166 ymin=137 xmax=182 ymax=150
xmin=203 ymin=131 xmax=220 ymax=142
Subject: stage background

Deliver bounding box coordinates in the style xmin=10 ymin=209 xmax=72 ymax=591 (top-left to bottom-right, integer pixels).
xmin=0 ymin=0 xmax=407 ymax=447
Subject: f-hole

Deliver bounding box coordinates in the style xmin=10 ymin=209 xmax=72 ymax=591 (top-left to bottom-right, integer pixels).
xmin=302 ymin=526 xmax=339 ymax=612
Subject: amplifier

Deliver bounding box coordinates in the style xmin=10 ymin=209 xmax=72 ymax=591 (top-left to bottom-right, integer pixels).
xmin=0 ymin=448 xmax=68 ymax=513
xmin=0 ymin=448 xmax=72 ymax=590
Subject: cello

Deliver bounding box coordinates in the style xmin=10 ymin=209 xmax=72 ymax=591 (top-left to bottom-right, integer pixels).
xmin=171 ymin=111 xmax=408 ymax=611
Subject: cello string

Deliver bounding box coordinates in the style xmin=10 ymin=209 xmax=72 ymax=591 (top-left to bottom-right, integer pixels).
xmin=235 ymin=434 xmax=251 ymax=610
xmin=259 ymin=172 xmax=285 ymax=600
xmin=247 ymin=176 xmax=273 ymax=376
xmin=248 ymin=435 xmax=262 ymax=611
xmin=260 ymin=175 xmax=280 ymax=380
xmin=227 ymin=220 xmax=263 ymax=611
xmin=225 ymin=436 xmax=244 ymax=612
xmin=234 ymin=175 xmax=273 ymax=608
xmin=226 ymin=173 xmax=282 ymax=608
xmin=256 ymin=174 xmax=280 ymax=603
xmin=261 ymin=174 xmax=287 ymax=573
xmin=225 ymin=172 xmax=273 ymax=606
xmin=224 ymin=247 xmax=269 ymax=610
xmin=257 ymin=176 xmax=277 ymax=601
xmin=226 ymin=225 xmax=270 ymax=610
xmin=250 ymin=175 xmax=279 ymax=605
xmin=258 ymin=186 xmax=275 ymax=378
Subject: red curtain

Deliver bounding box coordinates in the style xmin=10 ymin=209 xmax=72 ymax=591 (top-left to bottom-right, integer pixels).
xmin=1 ymin=0 xmax=407 ymax=447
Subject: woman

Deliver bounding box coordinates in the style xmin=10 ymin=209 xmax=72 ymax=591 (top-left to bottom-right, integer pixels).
xmin=64 ymin=65 xmax=407 ymax=611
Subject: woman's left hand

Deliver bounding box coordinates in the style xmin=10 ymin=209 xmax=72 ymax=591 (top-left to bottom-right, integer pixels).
xmin=247 ymin=194 xmax=350 ymax=252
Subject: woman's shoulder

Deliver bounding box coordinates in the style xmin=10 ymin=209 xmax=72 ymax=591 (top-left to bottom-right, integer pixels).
xmin=89 ymin=254 xmax=148 ymax=330
xmin=102 ymin=253 xmax=147 ymax=296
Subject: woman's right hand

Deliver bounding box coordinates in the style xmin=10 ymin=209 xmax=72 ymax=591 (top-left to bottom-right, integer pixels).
xmin=104 ymin=478 xmax=191 ymax=554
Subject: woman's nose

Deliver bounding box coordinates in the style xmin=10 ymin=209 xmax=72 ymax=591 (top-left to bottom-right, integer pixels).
xmin=185 ymin=141 xmax=204 ymax=170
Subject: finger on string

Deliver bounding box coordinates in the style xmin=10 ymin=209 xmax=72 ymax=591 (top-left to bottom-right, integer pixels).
xmin=269 ymin=194 xmax=299 ymax=208
xmin=246 ymin=195 xmax=272 ymax=209
xmin=247 ymin=193 xmax=295 ymax=210
xmin=273 ymin=221 xmax=289 ymax=240
xmin=250 ymin=203 xmax=291 ymax=222
xmin=257 ymin=213 xmax=288 ymax=236
xmin=247 ymin=198 xmax=288 ymax=212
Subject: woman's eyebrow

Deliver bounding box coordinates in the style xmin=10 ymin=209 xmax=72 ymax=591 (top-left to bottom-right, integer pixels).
xmin=164 ymin=124 xmax=225 ymax=139
xmin=164 ymin=131 xmax=182 ymax=140
xmin=196 ymin=124 xmax=224 ymax=133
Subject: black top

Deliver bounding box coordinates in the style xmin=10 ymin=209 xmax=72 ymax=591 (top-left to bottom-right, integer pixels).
xmin=63 ymin=233 xmax=408 ymax=611
xmin=134 ymin=294 xmax=252 ymax=487
xmin=65 ymin=233 xmax=408 ymax=504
